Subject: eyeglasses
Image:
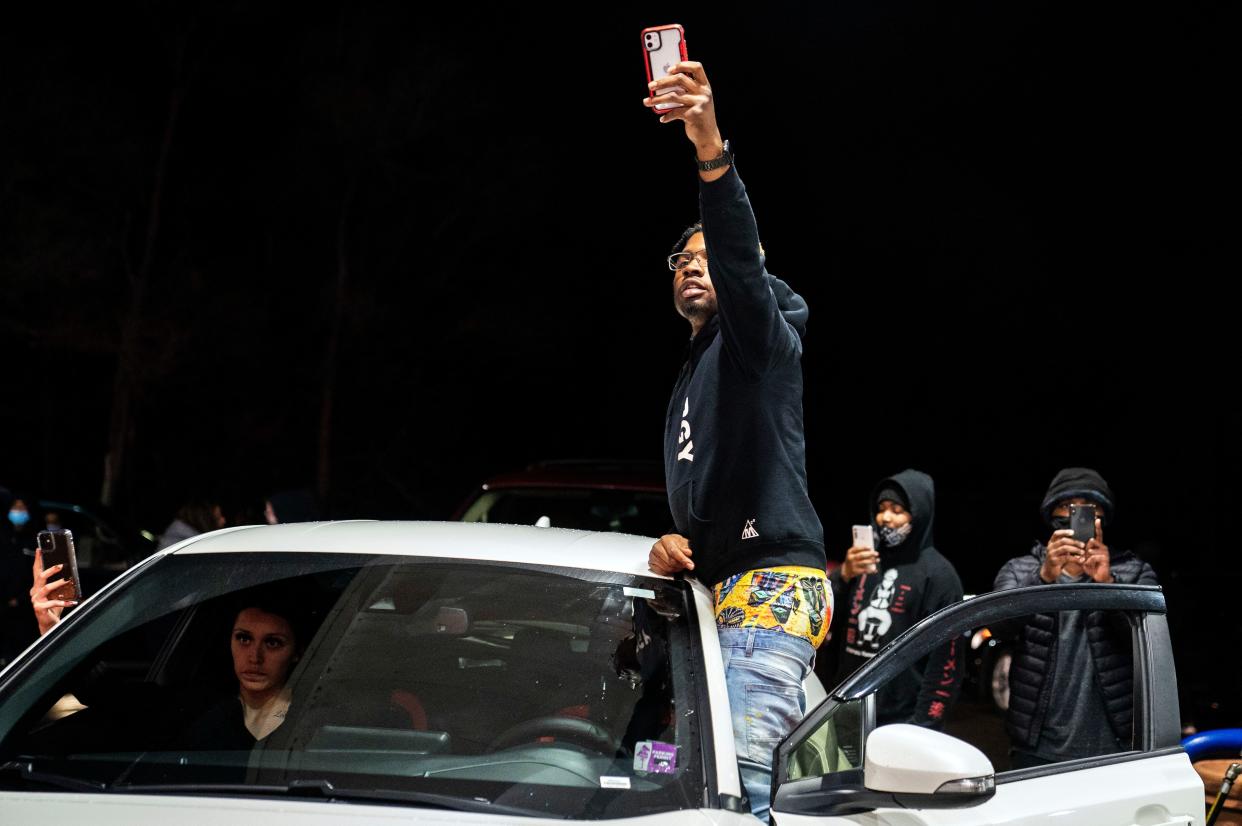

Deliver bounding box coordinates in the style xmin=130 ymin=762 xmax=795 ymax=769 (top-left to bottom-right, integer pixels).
xmin=667 ymin=249 xmax=709 ymax=271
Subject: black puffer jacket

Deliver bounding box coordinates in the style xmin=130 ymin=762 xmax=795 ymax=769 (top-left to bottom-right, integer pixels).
xmin=992 ymin=544 xmax=1158 ymax=749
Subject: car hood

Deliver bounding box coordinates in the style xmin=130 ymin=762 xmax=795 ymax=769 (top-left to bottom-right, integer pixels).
xmin=0 ymin=792 xmax=746 ymax=825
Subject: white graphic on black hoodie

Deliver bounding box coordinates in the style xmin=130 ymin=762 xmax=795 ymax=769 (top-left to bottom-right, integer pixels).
xmin=677 ymin=397 xmax=694 ymax=463
xmin=854 ymin=568 xmax=899 ymax=652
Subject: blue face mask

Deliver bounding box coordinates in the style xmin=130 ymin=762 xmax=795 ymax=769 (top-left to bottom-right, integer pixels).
xmin=7 ymin=509 xmax=30 ymax=528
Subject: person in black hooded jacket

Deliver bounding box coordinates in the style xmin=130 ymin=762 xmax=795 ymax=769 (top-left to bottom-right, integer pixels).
xmin=1 ymin=486 xmax=39 ymax=665
xmin=643 ymin=61 xmax=827 ymax=822
xmin=1 ymin=486 xmax=21 ymax=663
xmin=827 ymin=469 xmax=964 ymax=728
xmin=993 ymin=467 xmax=1158 ymax=768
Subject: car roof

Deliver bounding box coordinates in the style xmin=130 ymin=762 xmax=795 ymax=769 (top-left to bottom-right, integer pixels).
xmin=170 ymin=520 xmax=668 ymax=580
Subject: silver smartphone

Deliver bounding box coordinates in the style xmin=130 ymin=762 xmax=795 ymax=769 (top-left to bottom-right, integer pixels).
xmin=852 ymin=525 xmax=878 ymax=573
xmin=852 ymin=525 xmax=875 ymax=550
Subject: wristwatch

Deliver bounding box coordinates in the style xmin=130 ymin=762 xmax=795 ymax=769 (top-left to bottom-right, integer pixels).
xmin=696 ymin=140 xmax=732 ymax=171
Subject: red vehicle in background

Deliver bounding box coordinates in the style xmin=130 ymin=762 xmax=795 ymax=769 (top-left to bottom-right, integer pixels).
xmin=453 ymin=460 xmax=672 ymax=537
xmin=454 ymin=461 xmax=840 ymax=579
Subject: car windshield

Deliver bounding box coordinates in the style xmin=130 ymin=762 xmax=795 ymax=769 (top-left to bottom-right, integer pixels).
xmin=0 ymin=552 xmax=704 ymax=819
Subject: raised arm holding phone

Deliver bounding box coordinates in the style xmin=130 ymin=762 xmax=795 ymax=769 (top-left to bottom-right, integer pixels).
xmin=30 ymin=546 xmax=78 ymax=636
xmin=642 ymin=43 xmax=829 ymax=822
xmin=643 ymin=59 xmax=732 ymax=184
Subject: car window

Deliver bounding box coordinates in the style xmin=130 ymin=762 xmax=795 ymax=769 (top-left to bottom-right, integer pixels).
xmin=785 ymin=696 xmax=865 ymax=781
xmin=947 ymin=607 xmax=1137 ymax=774
xmin=0 ymin=553 xmax=705 ymax=819
xmin=788 ymin=605 xmax=1141 ymax=782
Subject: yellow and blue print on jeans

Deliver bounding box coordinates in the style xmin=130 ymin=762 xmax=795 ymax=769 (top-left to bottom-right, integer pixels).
xmin=712 ymin=566 xmax=830 ymax=648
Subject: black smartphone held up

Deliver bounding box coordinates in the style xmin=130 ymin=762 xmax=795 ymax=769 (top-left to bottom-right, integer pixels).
xmin=1069 ymin=504 xmax=1097 ymax=543
xmin=37 ymin=530 xmax=82 ymax=603
xmin=641 ymin=24 xmax=688 ymax=112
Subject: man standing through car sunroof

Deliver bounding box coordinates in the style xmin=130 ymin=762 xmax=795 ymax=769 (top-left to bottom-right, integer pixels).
xmin=643 ymin=61 xmax=829 ymax=822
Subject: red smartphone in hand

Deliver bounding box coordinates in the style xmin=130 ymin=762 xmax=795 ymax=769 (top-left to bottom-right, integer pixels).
xmin=641 ymin=24 xmax=688 ymax=111
xmin=38 ymin=530 xmax=82 ymax=603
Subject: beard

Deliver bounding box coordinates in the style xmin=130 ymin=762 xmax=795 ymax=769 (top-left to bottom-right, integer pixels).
xmin=674 ymin=290 xmax=717 ymax=323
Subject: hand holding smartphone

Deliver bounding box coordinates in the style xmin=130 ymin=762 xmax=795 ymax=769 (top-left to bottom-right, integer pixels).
xmin=641 ymin=24 xmax=687 ymax=111
xmin=37 ymin=530 xmax=82 ymax=603
xmin=851 ymin=525 xmax=879 ymax=574
xmin=1069 ymin=504 xmax=1097 ymax=544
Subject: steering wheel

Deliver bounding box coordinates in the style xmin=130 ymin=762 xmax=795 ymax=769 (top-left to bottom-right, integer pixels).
xmin=487 ymin=715 xmax=618 ymax=753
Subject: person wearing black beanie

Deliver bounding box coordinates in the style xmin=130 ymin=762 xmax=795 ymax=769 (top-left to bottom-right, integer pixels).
xmin=1008 ymin=466 xmax=1141 ymax=588
xmin=1038 ymin=467 xmax=1115 ymax=527
xmin=992 ymin=467 xmax=1158 ymax=768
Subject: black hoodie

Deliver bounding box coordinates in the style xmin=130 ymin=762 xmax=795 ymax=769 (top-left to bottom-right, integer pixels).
xmin=1 ymin=487 xmax=34 ymax=663
xmin=827 ymin=469 xmax=964 ymax=727
xmin=663 ymin=166 xmax=825 ymax=590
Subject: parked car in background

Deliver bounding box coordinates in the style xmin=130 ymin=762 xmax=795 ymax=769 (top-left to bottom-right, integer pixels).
xmin=966 ymin=623 xmax=1015 ymax=712
xmin=0 ymin=522 xmax=1204 ymax=824
xmin=454 ymin=460 xmax=672 ymax=536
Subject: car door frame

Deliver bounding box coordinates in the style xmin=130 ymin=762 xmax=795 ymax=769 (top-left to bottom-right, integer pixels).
xmin=770 ymin=583 xmax=1189 ymax=819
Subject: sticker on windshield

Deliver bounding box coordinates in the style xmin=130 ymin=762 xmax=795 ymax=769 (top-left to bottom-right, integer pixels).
xmin=633 ymin=740 xmax=678 ymax=774
xmin=600 ymin=776 xmax=631 ymax=789
xmin=624 ymin=587 xmax=656 ymax=599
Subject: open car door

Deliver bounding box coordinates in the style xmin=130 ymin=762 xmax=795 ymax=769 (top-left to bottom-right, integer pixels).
xmin=771 ymin=583 xmax=1203 ymax=826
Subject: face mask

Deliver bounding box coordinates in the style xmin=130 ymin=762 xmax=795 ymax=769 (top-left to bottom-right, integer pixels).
xmin=7 ymin=509 xmax=30 ymax=528
xmin=878 ymin=522 xmax=912 ymax=548
xmin=1049 ymin=516 xmax=1072 ymax=533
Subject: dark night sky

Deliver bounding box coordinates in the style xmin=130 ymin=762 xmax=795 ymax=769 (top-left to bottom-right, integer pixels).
xmin=0 ymin=0 xmax=1232 ymax=635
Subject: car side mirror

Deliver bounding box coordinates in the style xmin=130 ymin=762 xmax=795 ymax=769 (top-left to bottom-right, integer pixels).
xmin=773 ymin=724 xmax=995 ymax=817
xmin=865 ymin=724 xmax=995 ymax=800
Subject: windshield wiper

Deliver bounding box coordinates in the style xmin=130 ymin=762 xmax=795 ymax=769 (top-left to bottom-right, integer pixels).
xmin=3 ymin=759 xmax=560 ymax=817
xmin=0 ymin=760 xmax=109 ymax=793
xmin=317 ymin=785 xmax=564 ymax=817
xmin=117 ymin=778 xmax=562 ymax=817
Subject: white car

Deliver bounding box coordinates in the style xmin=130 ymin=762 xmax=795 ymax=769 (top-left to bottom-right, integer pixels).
xmin=0 ymin=522 xmax=1204 ymax=824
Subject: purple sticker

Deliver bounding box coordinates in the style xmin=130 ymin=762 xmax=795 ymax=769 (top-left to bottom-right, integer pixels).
xmin=633 ymin=740 xmax=678 ymax=774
